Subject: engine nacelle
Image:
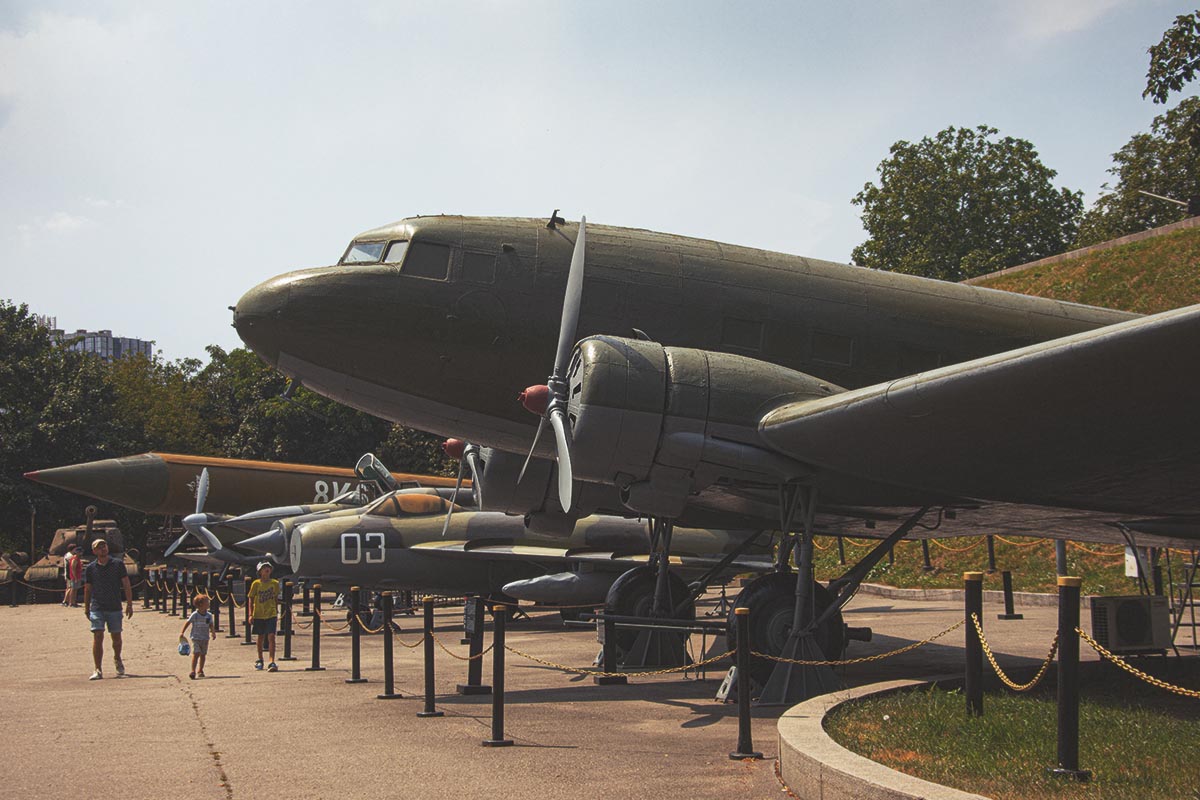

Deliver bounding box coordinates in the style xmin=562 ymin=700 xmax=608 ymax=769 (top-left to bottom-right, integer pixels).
xmin=566 ymin=336 xmax=842 ymax=516
xmin=473 ymin=447 xmax=622 ymax=523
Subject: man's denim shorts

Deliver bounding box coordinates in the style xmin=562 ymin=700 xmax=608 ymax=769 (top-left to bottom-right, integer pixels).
xmin=89 ymin=610 xmax=123 ymax=633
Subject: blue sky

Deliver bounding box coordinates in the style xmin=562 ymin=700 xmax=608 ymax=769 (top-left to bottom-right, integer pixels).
xmin=0 ymin=1 xmax=1194 ymax=360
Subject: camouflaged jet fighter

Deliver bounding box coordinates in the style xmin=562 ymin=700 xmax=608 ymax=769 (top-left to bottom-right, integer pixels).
xmin=233 ymin=213 xmax=1200 ymax=699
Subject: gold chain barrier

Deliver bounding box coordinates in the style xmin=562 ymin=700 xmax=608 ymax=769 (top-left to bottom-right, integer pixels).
xmin=504 ymin=643 xmax=735 ymax=678
xmin=752 ymin=618 xmax=965 ymax=666
xmin=995 ymin=535 xmax=1045 ymax=547
xmin=931 ymin=538 xmax=984 ymax=553
xmin=314 ymin=608 xmax=350 ymax=632
xmin=1076 ymin=627 xmax=1200 ymax=699
xmin=430 ymin=629 xmax=494 ymax=660
xmin=1067 ymin=543 xmax=1125 ymax=558
xmin=970 ymin=613 xmax=1058 ymax=691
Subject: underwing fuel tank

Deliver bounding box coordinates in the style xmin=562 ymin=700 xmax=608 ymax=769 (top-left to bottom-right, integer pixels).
xmin=502 ymin=571 xmax=617 ymax=605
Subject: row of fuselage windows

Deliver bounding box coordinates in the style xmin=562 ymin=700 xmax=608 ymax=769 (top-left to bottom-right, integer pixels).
xmin=341 ymin=240 xmax=496 ymax=284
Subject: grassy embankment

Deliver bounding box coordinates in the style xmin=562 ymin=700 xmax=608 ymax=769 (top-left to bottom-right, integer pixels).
xmin=825 ymin=665 xmax=1200 ymax=800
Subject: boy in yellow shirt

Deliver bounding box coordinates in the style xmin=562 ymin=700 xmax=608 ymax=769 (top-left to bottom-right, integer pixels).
xmin=248 ymin=562 xmax=280 ymax=672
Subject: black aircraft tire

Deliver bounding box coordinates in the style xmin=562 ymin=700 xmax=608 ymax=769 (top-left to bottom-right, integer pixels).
xmin=727 ymin=572 xmax=845 ymax=686
xmin=604 ymin=565 xmax=696 ymax=655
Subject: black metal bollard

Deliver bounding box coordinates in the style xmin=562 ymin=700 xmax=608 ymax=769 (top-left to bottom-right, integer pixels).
xmin=150 ymin=570 xmax=159 ymax=611
xmin=836 ymin=535 xmax=846 ymax=566
xmin=482 ymin=604 xmax=513 ymax=746
xmin=594 ymin=616 xmax=627 ymax=685
xmin=142 ymin=573 xmax=151 ymax=609
xmin=377 ymin=593 xmax=402 ymax=699
xmin=921 ymin=539 xmax=934 ymax=573
xmin=964 ymin=571 xmax=984 ymax=717
xmin=280 ymin=581 xmax=296 ymax=661
xmin=729 ymin=607 xmax=763 ymax=760
xmin=1050 ymin=576 xmax=1090 ymax=781
xmin=306 ymin=585 xmax=326 ymax=671
xmin=986 ymin=534 xmax=997 ymax=573
xmin=158 ymin=570 xmax=166 ymax=612
xmin=457 ymin=597 xmax=491 ymax=695
xmin=242 ymin=575 xmax=254 ymax=645
xmin=209 ymin=572 xmax=221 ymax=632
xmin=181 ymin=570 xmax=191 ymax=618
xmin=346 ymin=585 xmax=367 ymax=684
xmin=1055 ymin=539 xmax=1068 ymax=577
xmin=300 ymin=582 xmax=312 ymax=616
xmin=170 ymin=570 xmax=179 ymax=616
xmin=225 ymin=573 xmax=238 ymax=638
xmin=998 ymin=570 xmax=1024 ymax=620
xmin=417 ymin=597 xmax=443 ymax=717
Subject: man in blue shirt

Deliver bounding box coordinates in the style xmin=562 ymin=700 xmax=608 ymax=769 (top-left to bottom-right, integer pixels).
xmin=83 ymin=539 xmax=133 ymax=680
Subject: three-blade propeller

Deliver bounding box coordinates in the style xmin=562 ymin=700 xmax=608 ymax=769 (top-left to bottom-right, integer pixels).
xmin=517 ymin=215 xmax=586 ymax=513
xmin=166 ymin=468 xmax=224 ymax=557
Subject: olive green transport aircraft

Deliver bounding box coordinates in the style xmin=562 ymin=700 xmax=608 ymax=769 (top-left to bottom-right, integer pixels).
xmin=230 ymin=212 xmax=1200 ymax=699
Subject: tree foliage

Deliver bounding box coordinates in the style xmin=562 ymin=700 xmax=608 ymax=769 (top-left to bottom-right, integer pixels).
xmin=1145 ymin=9 xmax=1200 ymax=104
xmin=851 ymin=126 xmax=1082 ymax=281
xmin=1076 ymin=97 xmax=1200 ymax=246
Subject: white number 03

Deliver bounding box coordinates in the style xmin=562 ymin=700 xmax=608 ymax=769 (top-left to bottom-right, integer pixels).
xmin=340 ymin=532 xmax=385 ymax=564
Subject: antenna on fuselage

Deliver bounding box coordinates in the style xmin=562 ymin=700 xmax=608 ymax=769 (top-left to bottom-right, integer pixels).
xmin=547 ymin=209 xmax=566 ymax=229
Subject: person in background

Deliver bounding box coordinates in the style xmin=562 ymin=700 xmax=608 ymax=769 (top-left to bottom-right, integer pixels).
xmin=63 ymin=544 xmax=82 ymax=607
xmin=83 ymin=539 xmax=133 ymax=680
xmin=181 ymin=594 xmax=215 ymax=679
xmin=247 ymin=561 xmax=280 ymax=672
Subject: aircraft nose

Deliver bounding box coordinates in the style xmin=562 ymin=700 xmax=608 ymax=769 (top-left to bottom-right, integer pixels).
xmin=232 ymin=275 xmax=291 ymax=366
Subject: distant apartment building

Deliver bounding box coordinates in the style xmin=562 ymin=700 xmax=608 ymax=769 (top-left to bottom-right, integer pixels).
xmin=36 ymin=316 xmax=155 ymax=362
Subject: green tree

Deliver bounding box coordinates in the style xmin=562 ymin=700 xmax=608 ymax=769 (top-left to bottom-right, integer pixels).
xmin=851 ymin=125 xmax=1083 ymax=281
xmin=1145 ymin=9 xmax=1200 ymax=104
xmin=0 ymin=302 xmax=122 ymax=552
xmin=377 ymin=425 xmax=456 ymax=478
xmin=104 ymin=353 xmax=208 ymax=455
xmin=1076 ymin=97 xmax=1200 ymax=246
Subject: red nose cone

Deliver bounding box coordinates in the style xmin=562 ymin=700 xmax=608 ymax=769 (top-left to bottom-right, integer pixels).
xmin=442 ymin=438 xmax=466 ymax=460
xmin=519 ymin=384 xmax=551 ymax=416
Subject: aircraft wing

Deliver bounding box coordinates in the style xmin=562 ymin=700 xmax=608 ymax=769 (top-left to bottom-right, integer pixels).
xmin=408 ymin=540 xmax=774 ymax=575
xmin=754 ymin=303 xmax=1200 ymax=535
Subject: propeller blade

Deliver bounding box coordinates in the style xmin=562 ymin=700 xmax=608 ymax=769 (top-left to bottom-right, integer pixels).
xmin=552 ymin=216 xmax=587 ymax=379
xmin=195 ymin=468 xmax=210 ymax=515
xmin=517 ymin=416 xmax=547 ymax=486
xmin=441 ymin=456 xmax=467 ymax=537
xmin=164 ymin=530 xmax=191 ymax=558
xmin=549 ymin=408 xmax=574 ymax=512
xmin=464 ymin=447 xmax=485 ymax=511
xmin=194 ymin=525 xmax=224 ymax=553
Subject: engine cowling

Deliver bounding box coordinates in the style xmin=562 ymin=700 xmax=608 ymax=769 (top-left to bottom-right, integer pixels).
xmin=566 ymin=336 xmax=842 ymax=516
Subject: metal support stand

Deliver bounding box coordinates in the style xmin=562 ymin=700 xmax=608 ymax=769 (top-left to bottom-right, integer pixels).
xmin=921 ymin=539 xmax=934 ymax=572
xmin=306 ymin=585 xmax=325 ymax=671
xmin=964 ymin=571 xmax=984 ymax=717
xmin=346 ymin=586 xmax=367 ymax=683
xmin=729 ymin=607 xmax=763 ymax=760
xmin=758 ymin=484 xmax=841 ymax=706
xmin=482 ymin=605 xmax=513 ymax=747
xmin=622 ymin=518 xmax=689 ymax=669
xmin=280 ymin=581 xmax=296 ymax=660
xmin=1050 ymin=576 xmax=1090 ymax=781
xmin=225 ymin=573 xmax=238 ymax=638
xmin=997 ymin=571 xmax=1023 ymax=620
xmin=1055 ymin=539 xmax=1068 ymax=577
xmin=457 ymin=597 xmax=491 ymax=695
xmin=377 ymin=593 xmax=402 ymax=699
xmin=986 ymin=535 xmax=997 ymax=573
xmin=241 ymin=575 xmax=254 ymax=645
xmin=594 ymin=616 xmax=628 ymax=685
xmin=418 ymin=597 xmax=443 ymax=717
xmin=836 ymin=536 xmax=846 ymax=566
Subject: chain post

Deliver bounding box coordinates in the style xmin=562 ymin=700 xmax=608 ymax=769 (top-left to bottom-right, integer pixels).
xmin=482 ymin=604 xmax=513 ymax=747
xmin=346 ymin=586 xmax=367 ymax=683
xmin=225 ymin=571 xmax=238 ymax=638
xmin=1050 ymin=576 xmax=1090 ymax=781
xmin=306 ymin=585 xmax=326 ymax=671
xmin=998 ymin=570 xmax=1023 ymax=620
xmin=241 ymin=574 xmax=254 ymax=645
xmin=280 ymin=581 xmax=296 ymax=661
xmin=729 ymin=607 xmax=762 ymax=760
xmin=986 ymin=534 xmax=997 ymax=573
xmin=170 ymin=570 xmax=178 ymax=616
xmin=300 ymin=582 xmax=312 ymax=616
xmin=377 ymin=592 xmax=402 ymax=699
xmin=594 ymin=615 xmax=627 ymax=685
xmin=457 ymin=596 xmax=491 ymax=695
xmin=964 ymin=571 xmax=984 ymax=717
xmin=418 ymin=596 xmax=443 ymax=717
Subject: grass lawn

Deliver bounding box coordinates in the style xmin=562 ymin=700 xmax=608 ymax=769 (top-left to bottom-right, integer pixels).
xmin=824 ymin=663 xmax=1200 ymax=800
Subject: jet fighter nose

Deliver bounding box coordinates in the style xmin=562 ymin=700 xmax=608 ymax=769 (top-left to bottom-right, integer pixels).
xmin=236 ymin=527 xmax=286 ymax=557
xmin=233 ymin=275 xmax=292 ymax=366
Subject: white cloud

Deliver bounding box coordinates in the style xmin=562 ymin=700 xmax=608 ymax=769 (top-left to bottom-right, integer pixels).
xmin=1006 ymin=0 xmax=1130 ymax=40
xmin=41 ymin=211 xmax=95 ymax=232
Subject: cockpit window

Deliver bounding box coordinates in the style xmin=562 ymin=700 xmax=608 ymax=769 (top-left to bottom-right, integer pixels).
xmin=383 ymin=240 xmax=409 ymax=264
xmin=342 ymin=241 xmax=385 ymax=265
xmin=401 ymin=241 xmax=451 ymax=280
xmin=363 ymin=491 xmax=449 ymax=517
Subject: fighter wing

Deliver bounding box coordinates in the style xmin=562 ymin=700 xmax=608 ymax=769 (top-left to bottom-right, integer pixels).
xmin=757 ymin=303 xmax=1200 ymax=521
xmin=408 ymin=540 xmax=774 ymax=575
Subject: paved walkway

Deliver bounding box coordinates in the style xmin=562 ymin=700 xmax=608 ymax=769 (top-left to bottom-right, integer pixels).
xmin=0 ymin=590 xmax=1071 ymax=799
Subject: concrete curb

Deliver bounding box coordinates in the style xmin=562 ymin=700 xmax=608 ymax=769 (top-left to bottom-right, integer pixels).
xmin=777 ymin=678 xmax=990 ymax=800
xmin=857 ymin=582 xmax=1086 ymax=607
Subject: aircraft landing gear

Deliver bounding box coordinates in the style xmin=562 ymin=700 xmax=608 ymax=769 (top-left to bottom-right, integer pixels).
xmin=726 ymin=571 xmax=844 ymax=686
xmin=602 ymin=518 xmax=696 ymax=667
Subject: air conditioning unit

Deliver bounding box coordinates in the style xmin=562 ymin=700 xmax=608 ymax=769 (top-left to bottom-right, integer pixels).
xmin=1089 ymin=595 xmax=1171 ymax=653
